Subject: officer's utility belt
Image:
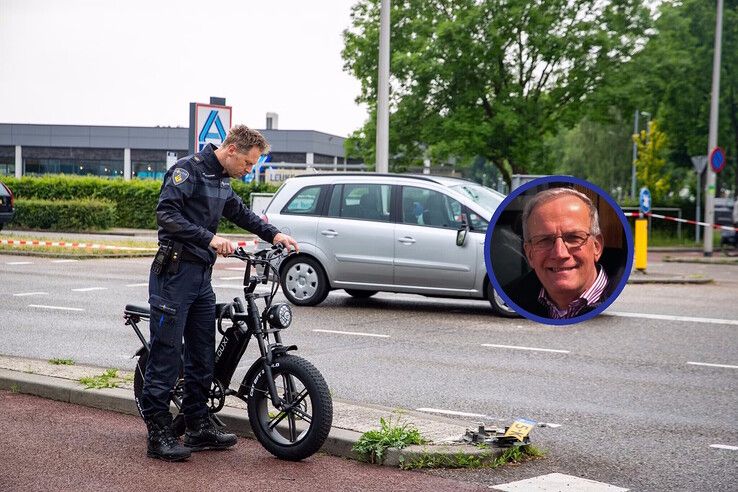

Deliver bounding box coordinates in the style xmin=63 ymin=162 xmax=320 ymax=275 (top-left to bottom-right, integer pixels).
xmin=151 ymin=240 xmax=182 ymax=275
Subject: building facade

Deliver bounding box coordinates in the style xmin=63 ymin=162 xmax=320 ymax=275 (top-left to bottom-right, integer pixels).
xmin=0 ymin=123 xmax=362 ymax=180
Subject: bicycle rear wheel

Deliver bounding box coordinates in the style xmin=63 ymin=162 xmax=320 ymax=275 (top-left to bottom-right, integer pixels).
xmin=133 ymin=349 xmax=186 ymax=436
xmin=245 ymin=355 xmax=333 ymax=461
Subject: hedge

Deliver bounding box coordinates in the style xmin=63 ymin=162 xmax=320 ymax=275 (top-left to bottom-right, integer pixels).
xmin=2 ymin=176 xmax=278 ymax=229
xmin=13 ymin=198 xmax=117 ymax=231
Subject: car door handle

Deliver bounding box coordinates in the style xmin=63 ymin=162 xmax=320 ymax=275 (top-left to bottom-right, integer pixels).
xmin=398 ymin=236 xmax=416 ymax=244
xmin=320 ymin=229 xmax=338 ymax=237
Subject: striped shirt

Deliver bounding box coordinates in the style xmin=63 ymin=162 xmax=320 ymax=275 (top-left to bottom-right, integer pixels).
xmin=538 ymin=265 xmax=609 ymax=319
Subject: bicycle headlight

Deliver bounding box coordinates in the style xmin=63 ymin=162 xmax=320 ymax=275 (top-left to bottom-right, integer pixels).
xmin=266 ymin=303 xmax=292 ymax=329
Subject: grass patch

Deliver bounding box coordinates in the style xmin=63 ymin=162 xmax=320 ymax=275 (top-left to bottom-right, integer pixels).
xmin=353 ymin=416 xmax=426 ymax=464
xmin=79 ymin=369 xmax=131 ymax=389
xmin=49 ymin=358 xmax=75 ymax=366
xmin=10 ymin=384 xmax=20 ymax=393
xmin=401 ymin=444 xmax=544 ymax=470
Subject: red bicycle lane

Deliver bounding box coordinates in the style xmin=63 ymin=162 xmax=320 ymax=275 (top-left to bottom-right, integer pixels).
xmin=0 ymin=390 xmax=486 ymax=492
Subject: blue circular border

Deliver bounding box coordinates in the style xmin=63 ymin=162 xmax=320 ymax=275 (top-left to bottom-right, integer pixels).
xmin=484 ymin=176 xmax=634 ymax=326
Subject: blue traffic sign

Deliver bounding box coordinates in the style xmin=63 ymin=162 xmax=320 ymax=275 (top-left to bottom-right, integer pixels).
xmin=710 ymin=147 xmax=726 ymax=173
xmin=639 ymin=187 xmax=651 ymax=214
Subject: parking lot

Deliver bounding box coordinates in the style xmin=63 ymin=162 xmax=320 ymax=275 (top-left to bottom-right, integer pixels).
xmin=2 ymin=251 xmax=737 ymax=490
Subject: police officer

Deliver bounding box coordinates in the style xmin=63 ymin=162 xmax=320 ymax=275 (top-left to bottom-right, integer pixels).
xmin=141 ymin=125 xmax=298 ymax=461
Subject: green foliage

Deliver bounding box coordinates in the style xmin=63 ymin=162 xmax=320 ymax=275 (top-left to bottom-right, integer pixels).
xmin=353 ymin=416 xmax=425 ymax=464
xmin=2 ymin=176 xmax=278 ymax=231
xmin=13 ymin=198 xmax=116 ymax=231
xmin=79 ymin=369 xmax=130 ymax=389
xmin=400 ymin=444 xmax=544 ymax=470
xmin=591 ymin=0 xmax=738 ymax=195
xmin=342 ymin=0 xmax=651 ymax=183
xmin=49 ymin=358 xmax=75 ymax=366
xmin=633 ymin=121 xmax=670 ymax=202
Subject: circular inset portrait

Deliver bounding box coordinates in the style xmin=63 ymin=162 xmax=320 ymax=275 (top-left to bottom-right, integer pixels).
xmin=484 ymin=176 xmax=633 ymax=325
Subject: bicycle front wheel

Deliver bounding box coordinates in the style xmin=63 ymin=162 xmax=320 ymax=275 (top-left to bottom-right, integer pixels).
xmin=245 ymin=355 xmax=333 ymax=461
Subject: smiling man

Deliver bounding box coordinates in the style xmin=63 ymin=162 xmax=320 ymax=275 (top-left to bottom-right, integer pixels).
xmin=505 ymin=187 xmax=614 ymax=320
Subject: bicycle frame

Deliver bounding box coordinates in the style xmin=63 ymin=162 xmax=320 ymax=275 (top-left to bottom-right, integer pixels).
xmin=124 ymin=246 xmax=298 ymax=414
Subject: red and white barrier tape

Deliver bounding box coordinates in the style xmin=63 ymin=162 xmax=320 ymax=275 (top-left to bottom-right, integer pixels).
xmin=0 ymin=239 xmax=258 ymax=251
xmin=624 ymin=211 xmax=738 ymax=232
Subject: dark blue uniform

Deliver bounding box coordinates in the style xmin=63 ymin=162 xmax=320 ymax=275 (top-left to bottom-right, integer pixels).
xmin=140 ymin=143 xmax=279 ymax=421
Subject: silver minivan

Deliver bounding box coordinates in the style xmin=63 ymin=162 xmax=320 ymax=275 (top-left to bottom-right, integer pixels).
xmin=260 ymin=173 xmax=516 ymax=316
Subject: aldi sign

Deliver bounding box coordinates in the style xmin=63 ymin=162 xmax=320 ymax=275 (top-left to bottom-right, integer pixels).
xmin=191 ymin=102 xmax=232 ymax=152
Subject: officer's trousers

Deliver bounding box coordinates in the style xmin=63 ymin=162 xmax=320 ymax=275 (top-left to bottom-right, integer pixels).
xmin=140 ymin=261 xmax=215 ymax=421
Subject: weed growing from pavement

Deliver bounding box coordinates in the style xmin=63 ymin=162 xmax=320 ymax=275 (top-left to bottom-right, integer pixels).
xmin=49 ymin=358 xmax=75 ymax=365
xmin=353 ymin=415 xmax=426 ymax=464
xmin=400 ymin=444 xmax=544 ymax=470
xmin=79 ymin=369 xmax=131 ymax=389
xmin=10 ymin=384 xmax=20 ymax=393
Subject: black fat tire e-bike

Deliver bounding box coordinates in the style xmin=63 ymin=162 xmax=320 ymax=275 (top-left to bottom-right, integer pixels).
xmin=124 ymin=246 xmax=333 ymax=461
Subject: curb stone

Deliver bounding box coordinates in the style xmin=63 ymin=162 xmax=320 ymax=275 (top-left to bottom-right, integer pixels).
xmin=0 ymin=368 xmax=499 ymax=467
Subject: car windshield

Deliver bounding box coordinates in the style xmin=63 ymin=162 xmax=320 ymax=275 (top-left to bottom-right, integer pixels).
xmin=449 ymin=183 xmax=505 ymax=212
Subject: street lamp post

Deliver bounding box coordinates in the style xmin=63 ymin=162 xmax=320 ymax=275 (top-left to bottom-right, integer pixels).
xmin=631 ymin=110 xmax=651 ymax=199
xmin=375 ymin=0 xmax=390 ymax=174
xmin=704 ymin=0 xmax=723 ymax=256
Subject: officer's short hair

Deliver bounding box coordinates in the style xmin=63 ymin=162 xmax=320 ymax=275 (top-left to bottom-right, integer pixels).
xmin=522 ymin=187 xmax=601 ymax=241
xmin=222 ymin=125 xmax=271 ymax=154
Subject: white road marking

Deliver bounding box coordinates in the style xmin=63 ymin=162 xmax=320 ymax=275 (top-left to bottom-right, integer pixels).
xmin=219 ymin=276 xmax=243 ymax=281
xmin=71 ymin=287 xmax=108 ymax=292
xmin=6 ymin=261 xmax=32 ymax=265
xmin=212 ymin=284 xmax=244 ymax=289
xmin=13 ymin=292 xmax=49 ymax=297
xmin=416 ymin=407 xmax=491 ymax=419
xmin=29 ymin=304 xmax=84 ymax=312
xmin=687 ymin=361 xmax=738 ymax=370
xmin=492 ymin=473 xmax=629 ymax=491
xmin=540 ymin=422 xmax=562 ymax=428
xmin=710 ymin=444 xmax=738 ymax=451
xmin=312 ymin=329 xmax=390 ymax=338
xmin=50 ymin=259 xmax=78 ymax=263
xmin=125 ymin=283 xmax=149 ymax=287
xmin=482 ymin=344 xmax=570 ymax=354
xmin=607 ymin=311 xmax=738 ymax=326
xmin=225 ymin=267 xmax=244 ymax=271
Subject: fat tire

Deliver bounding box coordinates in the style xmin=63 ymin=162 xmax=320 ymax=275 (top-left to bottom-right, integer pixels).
xmin=344 ymin=289 xmax=378 ymax=299
xmin=246 ymin=355 xmax=333 ymax=461
xmin=280 ymin=256 xmax=329 ymax=306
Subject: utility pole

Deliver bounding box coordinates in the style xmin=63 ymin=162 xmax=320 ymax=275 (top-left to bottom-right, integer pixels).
xmin=375 ymin=0 xmax=390 ymax=174
xmin=631 ymin=109 xmax=639 ymax=199
xmin=704 ymin=0 xmax=723 ymax=256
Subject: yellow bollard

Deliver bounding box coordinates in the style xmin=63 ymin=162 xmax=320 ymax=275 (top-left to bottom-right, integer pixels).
xmin=635 ymin=218 xmax=648 ymax=271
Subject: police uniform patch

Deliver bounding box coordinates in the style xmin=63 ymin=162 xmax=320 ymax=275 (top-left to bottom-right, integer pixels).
xmin=172 ymin=168 xmax=189 ymax=185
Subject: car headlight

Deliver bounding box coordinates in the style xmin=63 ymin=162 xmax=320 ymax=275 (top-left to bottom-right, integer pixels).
xmin=266 ymin=303 xmax=292 ymax=329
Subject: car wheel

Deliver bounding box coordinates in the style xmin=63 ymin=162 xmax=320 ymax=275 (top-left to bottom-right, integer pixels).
xmin=280 ymin=256 xmax=329 ymax=306
xmin=487 ymin=283 xmax=518 ymax=318
xmin=344 ymin=289 xmax=378 ymax=299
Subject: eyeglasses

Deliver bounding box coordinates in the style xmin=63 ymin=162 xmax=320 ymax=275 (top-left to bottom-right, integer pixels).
xmin=527 ymin=231 xmax=591 ymax=252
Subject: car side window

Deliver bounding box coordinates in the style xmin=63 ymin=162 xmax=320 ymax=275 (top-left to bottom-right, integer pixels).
xmin=281 ymin=185 xmax=323 ymax=215
xmin=401 ymin=187 xmax=462 ymax=230
xmin=327 ymin=183 xmax=391 ymax=222
xmin=466 ymin=209 xmax=489 ymax=232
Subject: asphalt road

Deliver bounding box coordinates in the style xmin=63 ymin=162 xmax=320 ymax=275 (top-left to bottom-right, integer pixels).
xmin=2 ymin=251 xmax=737 ymax=491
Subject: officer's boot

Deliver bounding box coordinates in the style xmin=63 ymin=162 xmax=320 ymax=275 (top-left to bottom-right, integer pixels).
xmin=184 ymin=414 xmax=238 ymax=451
xmin=145 ymin=412 xmax=191 ymax=462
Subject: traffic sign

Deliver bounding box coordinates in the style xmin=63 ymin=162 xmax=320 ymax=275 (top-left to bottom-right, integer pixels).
xmin=691 ymin=155 xmax=707 ymax=174
xmin=639 ymin=187 xmax=651 ymax=214
xmin=709 ymin=147 xmax=726 ymax=173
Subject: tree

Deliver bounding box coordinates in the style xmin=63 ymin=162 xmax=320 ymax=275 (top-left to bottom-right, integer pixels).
xmin=633 ymin=121 xmax=670 ymax=202
xmin=342 ymin=0 xmax=651 ymax=184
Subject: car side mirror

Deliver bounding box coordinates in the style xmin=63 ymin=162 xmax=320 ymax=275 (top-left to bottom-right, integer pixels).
xmin=456 ymin=214 xmax=470 ymax=247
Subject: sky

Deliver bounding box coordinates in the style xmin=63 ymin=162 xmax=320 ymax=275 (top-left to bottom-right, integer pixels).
xmin=0 ymin=0 xmax=369 ymax=138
